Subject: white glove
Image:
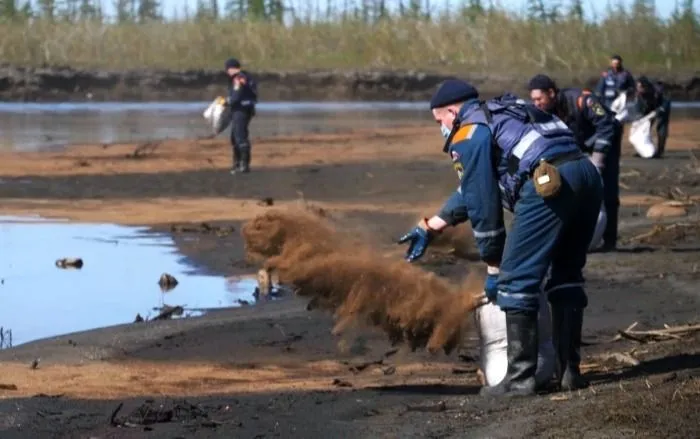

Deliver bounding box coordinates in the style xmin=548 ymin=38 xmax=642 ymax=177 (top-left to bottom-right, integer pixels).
xmin=589 ymin=152 xmax=605 ymax=175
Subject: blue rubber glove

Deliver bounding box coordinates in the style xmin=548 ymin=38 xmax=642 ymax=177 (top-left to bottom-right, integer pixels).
xmin=484 ymin=273 xmax=499 ymax=302
xmin=398 ymin=220 xmax=436 ymax=262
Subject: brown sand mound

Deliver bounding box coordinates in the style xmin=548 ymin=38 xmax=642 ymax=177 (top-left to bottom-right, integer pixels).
xmin=241 ymin=207 xmax=483 ymax=354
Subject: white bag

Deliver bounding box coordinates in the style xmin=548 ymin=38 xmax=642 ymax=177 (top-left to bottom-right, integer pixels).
xmin=475 ymin=287 xmax=556 ymax=387
xmin=610 ymin=93 xmax=628 ymax=122
xmin=203 ymin=96 xmax=232 ymax=136
xmin=629 ymin=111 xmax=657 ymax=159
xmin=588 ymin=204 xmax=607 ymax=251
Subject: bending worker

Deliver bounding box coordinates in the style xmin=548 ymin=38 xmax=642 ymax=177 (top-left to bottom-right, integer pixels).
xmin=398 ymin=79 xmax=602 ymax=396
xmin=225 ymin=58 xmax=258 ymax=174
xmin=635 ymin=76 xmax=671 ymax=159
xmin=528 ymin=74 xmax=622 ymax=252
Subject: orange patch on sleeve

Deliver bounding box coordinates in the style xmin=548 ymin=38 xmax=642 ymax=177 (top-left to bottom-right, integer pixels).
xmin=451 ymin=124 xmax=476 ymax=144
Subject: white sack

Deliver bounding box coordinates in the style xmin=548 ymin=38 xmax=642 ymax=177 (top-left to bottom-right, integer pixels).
xmin=588 ymin=204 xmax=607 ymax=251
xmin=610 ymin=93 xmax=628 ymax=122
xmin=475 ymin=288 xmax=556 ymax=387
xmin=629 ymin=111 xmax=657 ymax=159
xmin=203 ymin=96 xmax=232 ymax=136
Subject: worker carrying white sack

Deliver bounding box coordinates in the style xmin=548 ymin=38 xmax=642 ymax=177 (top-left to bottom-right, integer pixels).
xmin=609 ymin=77 xmax=671 ymax=159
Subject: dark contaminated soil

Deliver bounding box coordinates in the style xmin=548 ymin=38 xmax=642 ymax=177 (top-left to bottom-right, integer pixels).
xmin=0 ymin=121 xmax=698 ymax=438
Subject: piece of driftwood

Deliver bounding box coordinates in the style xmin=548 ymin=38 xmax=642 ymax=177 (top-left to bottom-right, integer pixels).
xmin=598 ymin=352 xmax=641 ymax=367
xmin=613 ymin=321 xmax=700 ymax=343
xmin=627 ymin=222 xmax=696 ymax=244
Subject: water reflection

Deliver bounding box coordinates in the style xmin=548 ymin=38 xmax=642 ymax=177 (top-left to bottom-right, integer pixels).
xmin=0 ymin=216 xmax=256 ymax=346
xmin=0 ymin=101 xmax=431 ymax=151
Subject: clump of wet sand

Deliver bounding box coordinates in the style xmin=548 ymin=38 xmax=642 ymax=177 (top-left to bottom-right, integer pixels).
xmin=242 ymin=207 xmax=483 ymax=354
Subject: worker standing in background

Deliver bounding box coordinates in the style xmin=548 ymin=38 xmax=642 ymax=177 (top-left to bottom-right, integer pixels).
xmin=595 ymin=55 xmax=635 ymax=108
xmin=225 ymin=58 xmax=258 ymax=174
xmin=528 ymin=74 xmax=622 ymax=252
xmin=635 ymin=76 xmax=672 ymax=159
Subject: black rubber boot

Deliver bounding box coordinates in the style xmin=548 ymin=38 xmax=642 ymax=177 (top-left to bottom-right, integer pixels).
xmin=239 ymin=148 xmax=251 ymax=173
xmin=481 ymin=310 xmax=538 ymax=398
xmin=551 ymin=306 xmax=589 ymax=391
xmin=231 ymin=145 xmax=241 ymax=174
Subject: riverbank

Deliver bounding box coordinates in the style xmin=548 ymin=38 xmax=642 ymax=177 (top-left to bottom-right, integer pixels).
xmin=0 ymin=121 xmax=699 ymax=437
xmin=2 ymin=65 xmax=700 ymax=102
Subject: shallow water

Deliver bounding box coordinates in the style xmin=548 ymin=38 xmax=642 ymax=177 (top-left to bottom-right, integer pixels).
xmin=0 ymin=215 xmax=258 ymax=347
xmin=2 ymin=100 xmax=697 ymax=152
xmin=0 ymin=101 xmax=429 ymax=152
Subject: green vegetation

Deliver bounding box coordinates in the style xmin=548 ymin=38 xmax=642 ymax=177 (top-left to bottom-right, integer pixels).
xmin=0 ymin=0 xmax=698 ymax=75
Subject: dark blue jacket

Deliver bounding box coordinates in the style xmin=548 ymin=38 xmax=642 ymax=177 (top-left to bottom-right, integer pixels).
xmin=555 ymin=88 xmax=619 ymax=155
xmin=228 ymin=70 xmax=258 ymax=111
xmin=595 ymin=68 xmax=635 ymax=104
xmin=436 ymin=95 xmax=580 ymax=264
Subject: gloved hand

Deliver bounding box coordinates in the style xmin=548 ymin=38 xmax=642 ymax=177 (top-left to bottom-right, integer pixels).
xmin=484 ymin=273 xmax=499 ymax=302
xmin=398 ymin=219 xmax=437 ymax=262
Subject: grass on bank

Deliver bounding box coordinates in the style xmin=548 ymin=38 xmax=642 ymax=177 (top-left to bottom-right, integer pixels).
xmin=0 ymin=7 xmax=699 ymax=75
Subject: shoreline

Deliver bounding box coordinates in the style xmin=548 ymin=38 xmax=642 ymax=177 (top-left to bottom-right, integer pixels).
xmin=0 ymin=123 xmax=698 ymax=437
xmin=2 ymin=65 xmax=700 ymax=102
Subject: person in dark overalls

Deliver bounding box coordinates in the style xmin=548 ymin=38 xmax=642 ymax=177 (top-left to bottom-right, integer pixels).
xmin=529 ymin=74 xmax=622 ymax=252
xmin=225 ymin=58 xmax=258 ymax=174
xmin=635 ymin=76 xmax=672 ymax=159
xmin=399 ymin=79 xmax=602 ymax=396
xmin=595 ymin=55 xmax=635 ymax=108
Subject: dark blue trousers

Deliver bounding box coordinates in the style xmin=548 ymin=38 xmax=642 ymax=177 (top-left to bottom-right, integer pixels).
xmin=601 ymin=125 xmax=623 ymax=247
xmin=230 ymin=109 xmax=253 ymax=169
xmin=497 ymin=157 xmax=603 ymax=313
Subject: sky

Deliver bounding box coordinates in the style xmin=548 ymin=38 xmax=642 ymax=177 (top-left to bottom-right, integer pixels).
xmin=146 ymin=0 xmax=692 ymax=20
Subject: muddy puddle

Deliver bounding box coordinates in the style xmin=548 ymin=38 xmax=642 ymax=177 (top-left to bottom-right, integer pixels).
xmin=0 ymin=215 xmax=261 ymax=347
xmin=0 ymin=101 xmax=430 ymax=151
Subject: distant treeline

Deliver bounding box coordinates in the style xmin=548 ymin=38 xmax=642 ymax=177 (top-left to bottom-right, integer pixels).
xmin=0 ymin=0 xmax=698 ymax=74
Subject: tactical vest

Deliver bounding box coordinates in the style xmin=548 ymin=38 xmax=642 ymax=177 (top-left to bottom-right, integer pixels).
xmin=456 ymin=95 xmax=579 ymax=209
xmin=601 ymin=69 xmax=627 ymax=102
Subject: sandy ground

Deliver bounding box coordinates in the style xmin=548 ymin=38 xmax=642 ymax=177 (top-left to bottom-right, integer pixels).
xmin=0 ymin=119 xmax=699 ymax=438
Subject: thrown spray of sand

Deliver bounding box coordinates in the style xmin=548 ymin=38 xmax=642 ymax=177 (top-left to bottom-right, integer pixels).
xmin=242 ymin=206 xmax=483 ymax=354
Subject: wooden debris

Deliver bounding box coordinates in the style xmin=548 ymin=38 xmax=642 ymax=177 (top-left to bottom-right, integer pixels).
xmin=152 ymin=305 xmax=184 ymax=321
xmin=170 ymin=222 xmax=235 ymax=236
xmin=158 ymin=273 xmax=179 ymax=292
xmin=332 ymin=378 xmax=353 ymax=388
xmin=646 ymin=201 xmax=690 ymax=219
xmin=598 ymin=352 xmax=641 ymax=367
xmin=615 ymin=322 xmax=700 ymax=343
xmin=256 ymin=268 xmax=273 ymax=297
xmin=55 ymin=257 xmax=83 ymax=269
xmin=626 ymin=222 xmax=696 ymax=244
xmin=126 ymin=141 xmax=160 ymax=159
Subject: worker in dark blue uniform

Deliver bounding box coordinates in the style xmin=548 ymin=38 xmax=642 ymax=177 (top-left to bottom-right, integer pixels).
xmin=225 ymin=58 xmax=258 ymax=174
xmin=595 ymin=55 xmax=635 ymax=108
xmin=635 ymin=76 xmax=671 ymax=159
xmin=398 ymin=79 xmax=603 ymax=397
xmin=528 ymin=74 xmax=622 ymax=251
